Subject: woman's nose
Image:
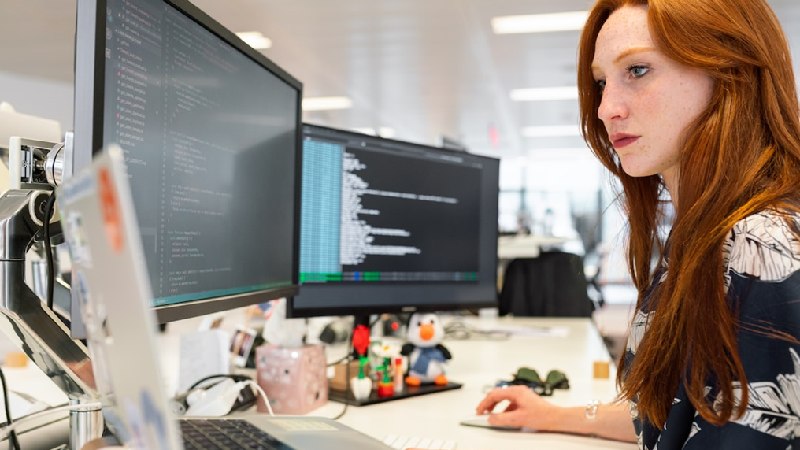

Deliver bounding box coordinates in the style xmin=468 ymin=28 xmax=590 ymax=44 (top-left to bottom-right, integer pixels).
xmin=597 ymin=83 xmax=628 ymax=123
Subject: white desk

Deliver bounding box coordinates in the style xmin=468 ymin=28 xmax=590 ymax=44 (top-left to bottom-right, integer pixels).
xmin=0 ymin=316 xmax=635 ymax=450
xmin=312 ymin=317 xmax=635 ymax=450
xmin=0 ymin=360 xmax=72 ymax=447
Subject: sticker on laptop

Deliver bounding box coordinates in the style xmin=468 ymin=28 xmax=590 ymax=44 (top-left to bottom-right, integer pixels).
xmin=98 ymin=166 xmax=124 ymax=252
xmin=122 ymin=391 xmax=171 ymax=450
xmin=64 ymin=212 xmax=92 ymax=268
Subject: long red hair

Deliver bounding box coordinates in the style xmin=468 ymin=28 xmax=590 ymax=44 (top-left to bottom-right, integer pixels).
xmin=578 ymin=0 xmax=800 ymax=427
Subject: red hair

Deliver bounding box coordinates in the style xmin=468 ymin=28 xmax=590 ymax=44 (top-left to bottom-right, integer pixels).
xmin=578 ymin=0 xmax=800 ymax=427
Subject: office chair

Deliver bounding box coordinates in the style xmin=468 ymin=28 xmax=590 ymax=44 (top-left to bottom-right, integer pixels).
xmin=498 ymin=251 xmax=595 ymax=317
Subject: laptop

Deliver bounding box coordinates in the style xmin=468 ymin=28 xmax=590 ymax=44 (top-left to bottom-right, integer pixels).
xmin=57 ymin=145 xmax=391 ymax=450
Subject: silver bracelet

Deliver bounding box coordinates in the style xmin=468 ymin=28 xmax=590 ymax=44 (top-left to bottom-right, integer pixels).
xmin=585 ymin=400 xmax=600 ymax=420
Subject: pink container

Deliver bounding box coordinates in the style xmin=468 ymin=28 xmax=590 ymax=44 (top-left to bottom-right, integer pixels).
xmin=255 ymin=344 xmax=328 ymax=414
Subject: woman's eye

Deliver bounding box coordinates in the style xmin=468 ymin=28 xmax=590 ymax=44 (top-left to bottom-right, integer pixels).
xmin=628 ymin=65 xmax=649 ymax=78
xmin=596 ymin=79 xmax=606 ymax=91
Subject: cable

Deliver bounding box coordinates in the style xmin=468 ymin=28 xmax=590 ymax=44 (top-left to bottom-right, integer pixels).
xmin=0 ymin=368 xmax=21 ymax=450
xmin=331 ymin=353 xmax=352 ymax=421
xmin=243 ymin=381 xmax=273 ymax=416
xmin=172 ymin=374 xmax=254 ymax=416
xmin=326 ymin=353 xmax=351 ymax=367
xmin=188 ymin=373 xmax=250 ymax=391
xmin=43 ymin=192 xmax=57 ymax=311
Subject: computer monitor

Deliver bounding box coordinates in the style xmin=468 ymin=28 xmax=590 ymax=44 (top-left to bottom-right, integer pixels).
xmin=288 ymin=124 xmax=499 ymax=319
xmin=71 ymin=0 xmax=302 ymax=335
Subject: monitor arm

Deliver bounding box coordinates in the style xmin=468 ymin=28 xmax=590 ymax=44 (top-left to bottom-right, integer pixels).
xmin=0 ymin=136 xmax=101 ymax=449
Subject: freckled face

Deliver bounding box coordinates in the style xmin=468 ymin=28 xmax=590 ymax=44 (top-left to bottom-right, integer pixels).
xmin=591 ymin=6 xmax=714 ymax=188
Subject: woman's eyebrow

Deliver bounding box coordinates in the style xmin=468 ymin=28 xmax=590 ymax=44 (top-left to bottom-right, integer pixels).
xmin=591 ymin=46 xmax=656 ymax=72
xmin=613 ymin=46 xmax=656 ymax=63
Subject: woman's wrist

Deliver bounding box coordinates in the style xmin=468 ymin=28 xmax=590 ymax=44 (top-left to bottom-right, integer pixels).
xmin=546 ymin=402 xmax=636 ymax=443
xmin=544 ymin=404 xmax=603 ymax=436
xmin=540 ymin=405 xmax=583 ymax=433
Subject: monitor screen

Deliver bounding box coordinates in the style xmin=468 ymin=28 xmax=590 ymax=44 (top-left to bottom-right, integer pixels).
xmin=288 ymin=124 xmax=499 ymax=318
xmin=72 ymin=0 xmax=302 ymax=332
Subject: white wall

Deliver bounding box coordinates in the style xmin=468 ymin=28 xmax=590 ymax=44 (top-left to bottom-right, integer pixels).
xmin=0 ymin=71 xmax=73 ymax=133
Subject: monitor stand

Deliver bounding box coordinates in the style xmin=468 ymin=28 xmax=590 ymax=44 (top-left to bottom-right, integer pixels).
xmin=327 ymin=314 xmax=463 ymax=406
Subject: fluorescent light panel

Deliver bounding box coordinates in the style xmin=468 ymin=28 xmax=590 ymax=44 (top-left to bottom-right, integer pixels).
xmin=521 ymin=125 xmax=581 ymax=138
xmin=492 ymin=11 xmax=588 ymax=34
xmin=511 ymin=86 xmax=578 ymax=102
xmin=235 ymin=31 xmax=272 ymax=49
xmin=302 ymin=96 xmax=353 ymax=111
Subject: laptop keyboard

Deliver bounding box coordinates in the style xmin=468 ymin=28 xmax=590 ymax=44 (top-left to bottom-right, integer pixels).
xmin=180 ymin=418 xmax=295 ymax=450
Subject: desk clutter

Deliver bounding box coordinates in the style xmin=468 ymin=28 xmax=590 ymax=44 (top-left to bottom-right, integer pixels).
xmin=326 ymin=313 xmax=464 ymax=406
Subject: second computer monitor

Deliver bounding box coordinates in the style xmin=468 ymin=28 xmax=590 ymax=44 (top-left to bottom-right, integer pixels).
xmin=289 ymin=124 xmax=499 ymax=318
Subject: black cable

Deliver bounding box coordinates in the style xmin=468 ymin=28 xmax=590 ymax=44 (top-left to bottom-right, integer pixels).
xmin=43 ymin=193 xmax=57 ymax=311
xmin=331 ymin=352 xmax=353 ymax=421
xmin=326 ymin=353 xmax=351 ymax=367
xmin=187 ymin=373 xmax=250 ymax=392
xmin=0 ymin=367 xmax=21 ymax=450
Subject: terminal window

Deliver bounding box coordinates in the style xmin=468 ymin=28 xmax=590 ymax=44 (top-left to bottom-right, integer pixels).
xmin=300 ymin=133 xmax=481 ymax=284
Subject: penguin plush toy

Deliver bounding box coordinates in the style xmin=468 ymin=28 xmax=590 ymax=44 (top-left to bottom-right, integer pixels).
xmin=401 ymin=313 xmax=451 ymax=386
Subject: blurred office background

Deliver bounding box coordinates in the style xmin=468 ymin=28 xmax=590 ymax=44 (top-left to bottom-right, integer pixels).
xmin=2 ymin=0 xmax=799 ymax=353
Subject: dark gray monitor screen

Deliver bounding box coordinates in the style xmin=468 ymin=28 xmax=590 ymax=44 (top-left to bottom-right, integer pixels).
xmin=83 ymin=0 xmax=301 ymax=318
xmin=289 ymin=124 xmax=499 ymax=318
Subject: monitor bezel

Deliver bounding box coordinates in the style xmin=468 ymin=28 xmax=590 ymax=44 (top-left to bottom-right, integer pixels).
xmin=73 ymin=0 xmax=303 ymax=329
xmin=287 ymin=123 xmax=499 ymax=318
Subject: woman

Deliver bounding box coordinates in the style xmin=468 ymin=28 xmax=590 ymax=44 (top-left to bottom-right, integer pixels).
xmin=476 ymin=0 xmax=800 ymax=448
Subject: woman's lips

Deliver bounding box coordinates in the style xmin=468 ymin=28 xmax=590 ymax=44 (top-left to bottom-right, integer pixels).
xmin=611 ymin=134 xmax=639 ymax=149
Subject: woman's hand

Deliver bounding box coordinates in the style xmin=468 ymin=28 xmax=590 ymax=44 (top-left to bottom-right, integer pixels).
xmin=474 ymin=385 xmax=561 ymax=431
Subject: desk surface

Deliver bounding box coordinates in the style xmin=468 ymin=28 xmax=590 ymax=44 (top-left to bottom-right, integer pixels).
xmin=0 ymin=315 xmax=635 ymax=450
xmin=312 ymin=317 xmax=635 ymax=450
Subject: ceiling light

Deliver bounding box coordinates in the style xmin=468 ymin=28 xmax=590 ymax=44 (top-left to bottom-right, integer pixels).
xmin=302 ymin=96 xmax=353 ymax=111
xmin=521 ymin=125 xmax=581 ymax=138
xmin=491 ymin=11 xmax=588 ymax=34
xmin=235 ymin=32 xmax=272 ymax=49
xmin=510 ymin=86 xmax=578 ymax=102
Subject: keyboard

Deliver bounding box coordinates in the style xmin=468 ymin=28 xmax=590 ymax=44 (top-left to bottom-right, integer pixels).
xmin=382 ymin=434 xmax=457 ymax=449
xmin=180 ymin=418 xmax=294 ymax=450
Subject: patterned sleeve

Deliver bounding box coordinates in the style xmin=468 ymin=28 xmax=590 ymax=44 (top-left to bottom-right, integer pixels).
xmin=681 ymin=210 xmax=800 ymax=449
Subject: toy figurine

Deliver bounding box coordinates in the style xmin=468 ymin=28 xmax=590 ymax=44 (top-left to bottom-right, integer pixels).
xmin=352 ymin=324 xmax=371 ymax=359
xmin=350 ymin=324 xmax=373 ymax=401
xmin=401 ymin=313 xmax=451 ymax=386
xmin=350 ymin=356 xmax=372 ymax=401
xmin=375 ymin=357 xmax=395 ymax=397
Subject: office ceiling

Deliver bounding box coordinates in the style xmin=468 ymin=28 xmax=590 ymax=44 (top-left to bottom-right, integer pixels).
xmin=2 ymin=0 xmax=800 ymax=160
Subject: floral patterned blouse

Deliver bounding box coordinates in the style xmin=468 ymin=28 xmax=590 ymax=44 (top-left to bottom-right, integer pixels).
xmin=625 ymin=209 xmax=800 ymax=449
